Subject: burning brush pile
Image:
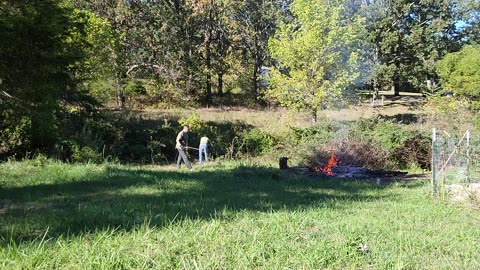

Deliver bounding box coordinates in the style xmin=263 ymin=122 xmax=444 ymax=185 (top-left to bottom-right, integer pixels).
xmin=308 ymin=148 xmax=408 ymax=179
xmin=315 ymin=151 xmax=338 ymax=176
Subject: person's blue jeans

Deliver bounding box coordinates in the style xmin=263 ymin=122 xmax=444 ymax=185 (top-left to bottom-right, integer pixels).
xmin=199 ymin=144 xmax=208 ymax=164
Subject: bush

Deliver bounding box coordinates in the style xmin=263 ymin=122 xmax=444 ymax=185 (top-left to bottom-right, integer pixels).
xmin=72 ymin=145 xmax=103 ymax=164
xmin=436 ymin=44 xmax=480 ymax=101
xmin=0 ymin=116 xmax=32 ymax=159
xmin=290 ymin=119 xmax=335 ymax=144
xmin=125 ymin=80 xmax=147 ymax=95
xmin=332 ymin=138 xmax=391 ymax=169
xmin=179 ymin=112 xmax=203 ymax=131
xmin=394 ymin=134 xmax=431 ymax=169
xmin=242 ymin=129 xmax=275 ymax=155
xmin=32 ymin=153 xmax=49 ymax=167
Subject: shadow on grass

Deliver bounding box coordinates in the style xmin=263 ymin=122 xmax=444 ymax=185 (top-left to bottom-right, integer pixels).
xmin=0 ymin=165 xmax=424 ymax=244
xmin=379 ymin=113 xmax=421 ymax=124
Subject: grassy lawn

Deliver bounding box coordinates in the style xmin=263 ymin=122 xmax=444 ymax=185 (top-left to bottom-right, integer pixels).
xmin=1 ymin=160 xmax=479 ymax=269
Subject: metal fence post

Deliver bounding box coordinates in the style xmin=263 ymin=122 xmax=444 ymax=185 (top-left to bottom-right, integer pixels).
xmin=432 ymin=128 xmax=437 ymax=197
xmin=466 ymin=130 xmax=470 ymax=183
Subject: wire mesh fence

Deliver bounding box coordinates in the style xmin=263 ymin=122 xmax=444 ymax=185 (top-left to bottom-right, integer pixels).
xmin=431 ymin=129 xmax=480 ymax=199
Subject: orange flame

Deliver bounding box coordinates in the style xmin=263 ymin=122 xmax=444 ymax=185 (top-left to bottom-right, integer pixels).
xmin=316 ymin=152 xmax=338 ymax=176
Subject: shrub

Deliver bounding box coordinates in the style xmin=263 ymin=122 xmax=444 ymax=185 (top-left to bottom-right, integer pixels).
xmin=72 ymin=144 xmax=103 ymax=164
xmin=32 ymin=153 xmax=49 ymax=167
xmin=436 ymin=44 xmax=480 ymax=101
xmin=179 ymin=112 xmax=202 ymax=130
xmin=178 ymin=112 xmax=269 ymax=160
xmin=0 ymin=116 xmax=32 ymax=159
xmin=395 ymin=134 xmax=431 ymax=169
xmin=242 ymin=129 xmax=275 ymax=155
xmin=290 ymin=119 xmax=335 ymax=144
xmin=332 ymin=137 xmax=392 ymax=169
xmin=125 ymin=80 xmax=147 ymax=95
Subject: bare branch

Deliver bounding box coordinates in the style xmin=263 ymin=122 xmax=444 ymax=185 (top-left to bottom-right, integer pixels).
xmin=126 ymin=63 xmax=163 ymax=76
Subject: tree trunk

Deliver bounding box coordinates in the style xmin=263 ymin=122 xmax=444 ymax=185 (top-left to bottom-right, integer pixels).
xmin=311 ymin=109 xmax=317 ymax=123
xmin=116 ymin=90 xmax=125 ymax=110
xmin=392 ymin=64 xmax=400 ymax=96
xmin=206 ymin=71 xmax=212 ymax=105
xmin=393 ymin=79 xmax=400 ymax=96
xmin=392 ymin=76 xmax=400 ymax=96
xmin=115 ymin=77 xmax=124 ymax=110
xmin=217 ymin=72 xmax=223 ymax=96
xmin=252 ymin=48 xmax=263 ymax=99
xmin=205 ymin=9 xmax=213 ymax=106
xmin=252 ymin=66 xmax=258 ymax=99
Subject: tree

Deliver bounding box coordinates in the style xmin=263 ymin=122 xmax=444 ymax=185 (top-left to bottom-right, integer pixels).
xmin=232 ymin=0 xmax=287 ymax=101
xmin=457 ymin=0 xmax=480 ymax=43
xmin=72 ymin=0 xmax=137 ymax=109
xmin=363 ymin=0 xmax=461 ymax=95
xmin=192 ymin=0 xmax=225 ymax=104
xmin=266 ymin=0 xmax=364 ymax=122
xmin=71 ymin=9 xmax=120 ymax=103
xmin=436 ymin=44 xmax=480 ymax=101
xmin=0 ymin=0 xmax=90 ymax=157
xmin=128 ymin=1 xmax=204 ymax=102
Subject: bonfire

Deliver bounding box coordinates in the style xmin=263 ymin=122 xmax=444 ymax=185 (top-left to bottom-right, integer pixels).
xmin=313 ymin=151 xmax=408 ymax=179
xmin=316 ymin=151 xmax=338 ymax=176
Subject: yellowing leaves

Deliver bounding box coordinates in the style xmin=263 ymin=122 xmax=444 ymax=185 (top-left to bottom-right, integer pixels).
xmin=266 ymin=0 xmax=365 ymax=119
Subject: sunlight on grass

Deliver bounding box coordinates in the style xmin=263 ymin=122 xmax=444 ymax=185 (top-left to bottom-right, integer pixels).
xmin=1 ymin=160 xmax=479 ymax=269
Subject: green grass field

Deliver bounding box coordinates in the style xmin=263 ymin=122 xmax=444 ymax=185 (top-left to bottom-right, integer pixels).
xmin=1 ymin=160 xmax=479 ymax=269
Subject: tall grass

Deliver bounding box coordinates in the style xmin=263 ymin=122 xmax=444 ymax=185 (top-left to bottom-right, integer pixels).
xmin=1 ymin=160 xmax=479 ymax=269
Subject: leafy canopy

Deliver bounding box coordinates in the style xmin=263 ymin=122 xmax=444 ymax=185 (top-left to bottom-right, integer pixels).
xmin=436 ymin=44 xmax=480 ymax=98
xmin=266 ymin=0 xmax=364 ymax=120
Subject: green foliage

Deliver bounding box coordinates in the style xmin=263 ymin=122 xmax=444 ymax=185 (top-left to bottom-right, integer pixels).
xmin=425 ymin=94 xmax=475 ymax=132
xmin=363 ymin=0 xmax=461 ymax=94
xmin=0 ymin=0 xmax=95 ymax=158
xmin=349 ymin=118 xmax=412 ymax=153
xmin=125 ymin=80 xmax=147 ymax=96
xmin=242 ymin=129 xmax=275 ymax=155
xmin=31 ymin=153 xmax=50 ymax=167
xmin=70 ymin=9 xmax=118 ymax=81
xmin=71 ymin=145 xmax=103 ymax=164
xmin=266 ymin=0 xmax=364 ymax=120
xmin=436 ymin=45 xmax=480 ymax=101
xmin=347 ymin=118 xmax=430 ymax=168
xmin=178 ymin=112 xmax=276 ymax=159
xmin=88 ymin=79 xmax=117 ymax=103
xmin=290 ymin=119 xmax=336 ymax=144
xmin=394 ymin=134 xmax=432 ymax=169
xmin=457 ymin=0 xmax=480 ymax=43
xmin=229 ymin=0 xmax=288 ymax=99
xmin=37 ymin=110 xmax=272 ymax=164
xmin=179 ymin=112 xmax=203 ymax=131
xmin=0 ymin=117 xmax=32 ymax=158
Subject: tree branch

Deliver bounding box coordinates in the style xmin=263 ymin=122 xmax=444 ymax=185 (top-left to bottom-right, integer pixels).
xmin=126 ymin=63 xmax=163 ymax=76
